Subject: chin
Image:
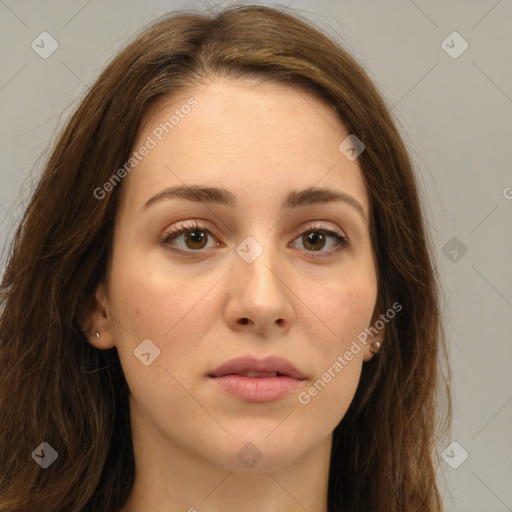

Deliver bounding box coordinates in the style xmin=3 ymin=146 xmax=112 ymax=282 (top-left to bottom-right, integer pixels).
xmin=201 ymin=432 xmax=312 ymax=473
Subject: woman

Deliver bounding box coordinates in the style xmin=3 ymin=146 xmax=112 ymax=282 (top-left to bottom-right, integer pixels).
xmin=0 ymin=5 xmax=451 ymax=511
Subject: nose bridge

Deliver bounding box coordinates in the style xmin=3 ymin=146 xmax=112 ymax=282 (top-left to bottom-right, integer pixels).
xmin=235 ymin=232 xmax=282 ymax=297
xmin=223 ymin=222 xmax=297 ymax=335
xmin=229 ymin=227 xmax=295 ymax=326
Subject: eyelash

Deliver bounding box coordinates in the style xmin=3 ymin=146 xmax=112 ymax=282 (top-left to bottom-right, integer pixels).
xmin=160 ymin=220 xmax=349 ymax=259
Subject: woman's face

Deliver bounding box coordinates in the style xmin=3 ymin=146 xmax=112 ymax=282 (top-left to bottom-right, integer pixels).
xmin=91 ymin=78 xmax=381 ymax=472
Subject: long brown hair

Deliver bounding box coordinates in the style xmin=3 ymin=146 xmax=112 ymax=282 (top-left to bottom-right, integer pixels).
xmin=0 ymin=5 xmax=451 ymax=511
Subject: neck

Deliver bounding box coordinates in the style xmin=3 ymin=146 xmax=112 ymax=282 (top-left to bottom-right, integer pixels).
xmin=119 ymin=410 xmax=332 ymax=512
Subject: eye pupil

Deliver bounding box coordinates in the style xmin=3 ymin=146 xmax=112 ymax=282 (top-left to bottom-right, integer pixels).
xmin=303 ymin=231 xmax=325 ymax=251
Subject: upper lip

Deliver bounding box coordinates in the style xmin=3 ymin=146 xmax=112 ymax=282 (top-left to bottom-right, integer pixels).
xmin=208 ymin=356 xmax=306 ymax=380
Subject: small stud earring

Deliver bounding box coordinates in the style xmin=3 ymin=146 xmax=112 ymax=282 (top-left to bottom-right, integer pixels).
xmin=96 ymin=331 xmax=100 ymax=339
xmin=369 ymin=341 xmax=381 ymax=354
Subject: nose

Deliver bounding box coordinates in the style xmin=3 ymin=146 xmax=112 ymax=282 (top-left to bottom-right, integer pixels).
xmin=224 ymin=238 xmax=295 ymax=336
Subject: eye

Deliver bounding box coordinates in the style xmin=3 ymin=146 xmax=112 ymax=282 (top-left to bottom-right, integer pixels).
xmin=160 ymin=220 xmax=220 ymax=252
xmin=160 ymin=220 xmax=349 ymax=258
xmin=290 ymin=223 xmax=349 ymax=259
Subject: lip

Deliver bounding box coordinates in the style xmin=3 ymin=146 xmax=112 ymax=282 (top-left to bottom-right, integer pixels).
xmin=208 ymin=356 xmax=306 ymax=403
xmin=209 ymin=356 xmax=306 ymax=379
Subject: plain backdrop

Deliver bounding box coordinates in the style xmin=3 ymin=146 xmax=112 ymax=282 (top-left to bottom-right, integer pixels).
xmin=0 ymin=1 xmax=511 ymax=510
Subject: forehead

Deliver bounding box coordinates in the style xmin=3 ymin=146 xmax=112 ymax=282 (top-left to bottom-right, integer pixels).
xmin=121 ymin=79 xmax=369 ymax=215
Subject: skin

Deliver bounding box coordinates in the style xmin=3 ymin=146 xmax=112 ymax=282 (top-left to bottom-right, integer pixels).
xmin=84 ymin=78 xmax=385 ymax=512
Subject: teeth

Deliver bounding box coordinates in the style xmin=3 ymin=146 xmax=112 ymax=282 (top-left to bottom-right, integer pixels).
xmin=239 ymin=371 xmax=279 ymax=378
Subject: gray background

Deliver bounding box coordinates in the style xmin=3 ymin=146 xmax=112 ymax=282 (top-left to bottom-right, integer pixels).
xmin=1 ymin=0 xmax=511 ymax=510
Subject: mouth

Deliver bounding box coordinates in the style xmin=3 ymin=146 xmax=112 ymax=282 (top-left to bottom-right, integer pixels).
xmin=208 ymin=355 xmax=306 ymax=380
xmin=222 ymin=371 xmax=282 ymax=378
xmin=208 ymin=356 xmax=306 ymax=403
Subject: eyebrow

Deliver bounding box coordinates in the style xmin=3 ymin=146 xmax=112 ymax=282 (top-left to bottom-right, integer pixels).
xmin=143 ymin=185 xmax=367 ymax=222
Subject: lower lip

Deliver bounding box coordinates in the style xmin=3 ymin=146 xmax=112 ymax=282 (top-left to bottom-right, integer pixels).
xmin=209 ymin=375 xmax=303 ymax=402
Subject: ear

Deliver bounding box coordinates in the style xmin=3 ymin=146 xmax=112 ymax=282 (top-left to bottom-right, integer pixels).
xmin=362 ymin=307 xmax=386 ymax=362
xmin=79 ymin=281 xmax=116 ymax=350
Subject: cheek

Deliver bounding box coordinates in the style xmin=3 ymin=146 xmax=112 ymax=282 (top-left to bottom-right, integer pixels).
xmin=333 ymin=285 xmax=376 ymax=342
xmin=294 ymin=283 xmax=374 ymax=433
xmin=106 ymin=255 xmax=222 ymax=425
xmin=108 ymin=250 xmax=223 ymax=368
xmin=304 ymin=267 xmax=377 ymax=346
xmin=296 ymin=267 xmax=376 ymax=402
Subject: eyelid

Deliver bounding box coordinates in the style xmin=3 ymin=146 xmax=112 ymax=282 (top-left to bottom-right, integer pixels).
xmin=161 ymin=220 xmax=347 ymax=239
xmin=293 ymin=220 xmax=347 ymax=240
xmin=161 ymin=219 xmax=219 ymax=244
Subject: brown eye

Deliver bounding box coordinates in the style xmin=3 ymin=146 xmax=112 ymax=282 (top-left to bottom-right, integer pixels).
xmin=161 ymin=221 xmax=348 ymax=258
xmin=180 ymin=229 xmax=209 ymax=250
xmin=291 ymin=226 xmax=348 ymax=258
xmin=161 ymin=221 xmax=219 ymax=252
xmin=301 ymin=231 xmax=327 ymax=251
